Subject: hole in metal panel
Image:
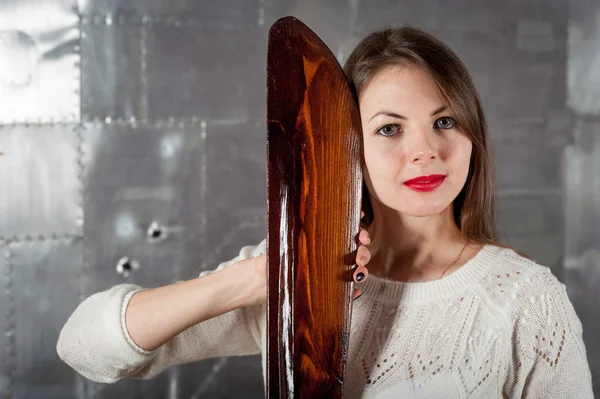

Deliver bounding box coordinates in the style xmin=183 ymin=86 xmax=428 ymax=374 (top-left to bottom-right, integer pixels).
xmin=116 ymin=257 xmax=140 ymax=277
xmin=147 ymin=221 xmax=167 ymax=243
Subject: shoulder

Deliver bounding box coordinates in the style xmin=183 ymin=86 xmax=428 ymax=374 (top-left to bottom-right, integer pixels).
xmin=480 ymin=244 xmax=553 ymax=281
xmin=477 ymin=244 xmax=569 ymax=308
xmin=478 ymin=244 xmax=584 ymax=349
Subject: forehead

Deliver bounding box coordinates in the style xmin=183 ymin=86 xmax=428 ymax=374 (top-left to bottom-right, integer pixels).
xmin=358 ymin=65 xmax=443 ymax=113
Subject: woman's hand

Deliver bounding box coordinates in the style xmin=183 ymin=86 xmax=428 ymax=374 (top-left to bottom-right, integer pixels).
xmin=352 ymin=210 xmax=371 ymax=300
xmin=240 ymin=211 xmax=371 ymax=305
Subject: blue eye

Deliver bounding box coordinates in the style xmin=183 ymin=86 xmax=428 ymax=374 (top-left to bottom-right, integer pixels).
xmin=376 ymin=124 xmax=402 ymax=137
xmin=434 ymin=117 xmax=456 ymax=129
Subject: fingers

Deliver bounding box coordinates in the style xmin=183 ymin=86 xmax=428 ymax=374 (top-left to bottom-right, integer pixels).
xmin=353 ymin=264 xmax=368 ymax=284
xmin=358 ymin=228 xmax=370 ymax=246
xmin=354 ymin=244 xmax=370 ymax=284
xmin=353 ymin=210 xmax=370 ymax=301
xmin=358 ymin=211 xmax=370 ymax=246
xmin=356 ymin=244 xmax=370 ymax=269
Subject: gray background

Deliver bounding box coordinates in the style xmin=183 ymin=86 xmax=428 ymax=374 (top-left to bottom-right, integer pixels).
xmin=0 ymin=0 xmax=598 ymax=397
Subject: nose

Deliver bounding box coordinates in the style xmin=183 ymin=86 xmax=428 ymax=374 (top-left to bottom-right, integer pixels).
xmin=412 ymin=149 xmax=436 ymax=163
xmin=408 ymin=132 xmax=438 ymax=163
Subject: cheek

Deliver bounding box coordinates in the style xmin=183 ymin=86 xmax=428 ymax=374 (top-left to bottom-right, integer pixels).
xmin=363 ymin=139 xmax=403 ymax=180
xmin=362 ymin=140 xmax=395 ymax=198
xmin=458 ymin=140 xmax=473 ymax=171
xmin=443 ymin=134 xmax=473 ymax=172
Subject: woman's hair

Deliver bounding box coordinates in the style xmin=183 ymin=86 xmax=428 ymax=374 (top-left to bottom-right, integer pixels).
xmin=344 ymin=26 xmax=500 ymax=246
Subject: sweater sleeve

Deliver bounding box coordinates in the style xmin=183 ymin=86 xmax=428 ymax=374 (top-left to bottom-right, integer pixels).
xmin=56 ymin=239 xmax=266 ymax=383
xmin=503 ymin=266 xmax=594 ymax=398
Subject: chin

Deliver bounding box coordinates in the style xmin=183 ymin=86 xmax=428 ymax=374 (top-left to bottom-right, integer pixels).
xmin=397 ymin=202 xmax=450 ymax=217
xmin=390 ymin=190 xmax=455 ymax=217
xmin=369 ymin=182 xmax=460 ymax=218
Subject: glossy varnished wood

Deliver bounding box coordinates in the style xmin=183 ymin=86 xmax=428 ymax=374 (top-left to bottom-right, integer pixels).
xmin=266 ymin=16 xmax=363 ymax=398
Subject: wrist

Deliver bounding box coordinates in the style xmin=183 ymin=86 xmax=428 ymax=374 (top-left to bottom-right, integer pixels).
xmin=222 ymin=260 xmax=265 ymax=308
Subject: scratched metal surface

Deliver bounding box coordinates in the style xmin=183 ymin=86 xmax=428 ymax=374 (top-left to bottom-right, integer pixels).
xmin=0 ymin=0 xmax=598 ymax=398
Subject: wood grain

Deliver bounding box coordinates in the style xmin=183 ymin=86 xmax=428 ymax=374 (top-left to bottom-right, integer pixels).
xmin=266 ymin=16 xmax=363 ymax=398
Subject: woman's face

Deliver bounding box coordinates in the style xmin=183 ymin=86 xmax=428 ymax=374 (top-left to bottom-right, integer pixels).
xmin=359 ymin=65 xmax=473 ymax=217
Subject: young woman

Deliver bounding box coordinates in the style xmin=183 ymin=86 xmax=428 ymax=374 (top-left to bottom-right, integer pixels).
xmin=57 ymin=26 xmax=594 ymax=398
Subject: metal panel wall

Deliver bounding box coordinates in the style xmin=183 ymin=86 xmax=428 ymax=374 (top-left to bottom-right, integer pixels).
xmin=0 ymin=0 xmax=597 ymax=398
xmin=565 ymin=1 xmax=600 ymax=396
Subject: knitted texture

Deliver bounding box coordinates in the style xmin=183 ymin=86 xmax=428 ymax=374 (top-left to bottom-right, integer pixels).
xmin=57 ymin=241 xmax=594 ymax=398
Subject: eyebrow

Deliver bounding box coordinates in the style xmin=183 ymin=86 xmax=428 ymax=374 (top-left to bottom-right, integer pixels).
xmin=368 ymin=105 xmax=448 ymax=122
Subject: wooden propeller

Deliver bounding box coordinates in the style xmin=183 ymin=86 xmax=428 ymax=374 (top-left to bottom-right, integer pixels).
xmin=266 ymin=16 xmax=363 ymax=398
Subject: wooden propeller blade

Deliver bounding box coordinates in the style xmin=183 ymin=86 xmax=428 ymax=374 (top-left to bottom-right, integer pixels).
xmin=266 ymin=16 xmax=363 ymax=398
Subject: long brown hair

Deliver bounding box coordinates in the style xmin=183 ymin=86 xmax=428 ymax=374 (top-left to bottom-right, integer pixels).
xmin=344 ymin=26 xmax=503 ymax=247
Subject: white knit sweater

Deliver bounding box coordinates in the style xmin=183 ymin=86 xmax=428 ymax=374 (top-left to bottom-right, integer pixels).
xmin=57 ymin=240 xmax=594 ymax=398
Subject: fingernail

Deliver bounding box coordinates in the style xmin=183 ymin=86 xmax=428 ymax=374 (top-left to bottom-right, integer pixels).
xmin=356 ymin=272 xmax=365 ymax=282
xmin=359 ymin=256 xmax=367 ymax=266
xmin=354 ymin=293 xmax=363 ymax=301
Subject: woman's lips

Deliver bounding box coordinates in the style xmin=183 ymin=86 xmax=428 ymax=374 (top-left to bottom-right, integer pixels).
xmin=403 ymin=174 xmax=446 ymax=192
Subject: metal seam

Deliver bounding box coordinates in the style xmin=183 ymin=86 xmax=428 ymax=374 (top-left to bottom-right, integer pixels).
xmin=85 ymin=117 xmax=257 ymax=127
xmin=80 ymin=14 xmax=90 ymax=128
xmin=74 ymin=18 xmax=82 ymax=123
xmin=0 ymin=122 xmax=80 ymax=129
xmin=140 ymin=23 xmax=149 ymax=123
xmin=75 ymin=124 xmax=86 ymax=302
xmin=0 ymin=118 xmax=263 ymax=130
xmin=76 ymin=6 xmax=88 ymax=396
xmin=199 ymin=121 xmax=208 ymax=270
xmin=3 ymin=245 xmax=15 ymax=399
xmin=0 ymin=233 xmax=83 ymax=244
xmin=80 ymin=14 xmax=257 ymax=29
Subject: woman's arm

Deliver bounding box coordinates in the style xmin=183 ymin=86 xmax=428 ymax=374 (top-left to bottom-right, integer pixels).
xmin=57 ymin=241 xmax=267 ymax=383
xmin=57 ymin=228 xmax=370 ymax=384
xmin=125 ymin=251 xmax=265 ymax=351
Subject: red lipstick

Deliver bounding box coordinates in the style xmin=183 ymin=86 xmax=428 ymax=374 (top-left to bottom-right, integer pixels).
xmin=403 ymin=174 xmax=446 ymax=192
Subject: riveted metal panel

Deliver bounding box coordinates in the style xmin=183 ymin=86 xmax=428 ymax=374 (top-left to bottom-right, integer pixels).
xmin=0 ymin=125 xmax=82 ymax=238
xmin=0 ymin=0 xmax=80 ymax=124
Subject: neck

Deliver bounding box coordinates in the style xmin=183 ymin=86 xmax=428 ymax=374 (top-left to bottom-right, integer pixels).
xmin=366 ymin=199 xmax=472 ymax=282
